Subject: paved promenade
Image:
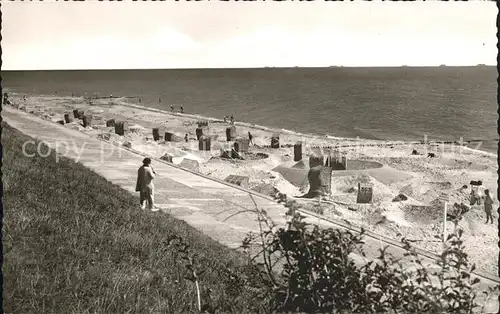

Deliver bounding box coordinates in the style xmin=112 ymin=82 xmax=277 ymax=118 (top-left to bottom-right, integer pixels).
xmin=4 ymin=106 xmax=498 ymax=312
xmin=4 ymin=107 xmax=343 ymax=248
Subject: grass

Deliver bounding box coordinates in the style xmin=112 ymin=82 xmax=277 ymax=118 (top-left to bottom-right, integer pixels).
xmin=2 ymin=123 xmax=265 ymax=314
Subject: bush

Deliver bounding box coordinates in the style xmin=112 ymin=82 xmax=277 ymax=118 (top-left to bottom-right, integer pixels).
xmin=236 ymin=198 xmax=497 ymax=314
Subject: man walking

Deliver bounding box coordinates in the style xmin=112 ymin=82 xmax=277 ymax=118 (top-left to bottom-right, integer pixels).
xmin=484 ymin=189 xmax=494 ymax=224
xmin=136 ymin=157 xmax=157 ymax=211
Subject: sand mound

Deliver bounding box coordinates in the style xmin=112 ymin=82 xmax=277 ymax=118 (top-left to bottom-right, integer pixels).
xmin=123 ymin=132 xmax=145 ymax=143
xmin=331 ymin=174 xmax=372 ymax=194
xmin=400 ymin=179 xmax=467 ymax=205
xmin=251 ymin=183 xmax=279 ymax=198
xmin=129 ymin=124 xmax=146 ymax=133
xmin=128 ymin=143 xmax=165 ymax=158
xmin=328 ymin=174 xmax=423 ymax=207
xmin=157 ymin=145 xmax=189 ymax=158
xmin=399 ymin=185 xmax=414 ymax=197
xmin=274 ymin=162 xmax=414 ymax=204
xmin=381 ymin=205 xmax=413 ymax=227
xmin=268 ymin=171 xmax=304 ymax=197
xmin=448 ymin=188 xmax=472 ymax=204
xmin=243 ymin=152 xmax=269 ymax=161
xmin=271 ymin=166 xmax=309 ymax=187
xmin=291 ymin=159 xmax=384 ymax=171
xmin=365 ymin=166 xmax=413 ymax=185
xmin=252 ymin=136 xmax=270 ymax=147
xmin=203 ymin=160 xmax=274 ymax=184
xmin=345 ymin=160 xmax=384 ymax=170
xmin=292 ymin=160 xmax=309 ymax=169
xmin=177 ymin=152 xmax=208 ymax=164
xmin=402 ymin=203 xmax=443 ymax=225
xmin=201 ymin=159 xmax=302 ymax=197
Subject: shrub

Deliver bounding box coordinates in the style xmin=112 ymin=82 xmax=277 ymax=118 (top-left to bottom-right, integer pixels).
xmin=236 ymin=196 xmax=497 ymax=314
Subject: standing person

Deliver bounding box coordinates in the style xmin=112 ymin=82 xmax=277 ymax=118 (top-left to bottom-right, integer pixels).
xmin=470 ymin=185 xmax=479 ymax=206
xmin=248 ymin=131 xmax=254 ymax=145
xmin=135 ymin=158 xmax=157 ymax=211
xmin=230 ymin=115 xmax=234 ymax=125
xmin=159 ymin=97 xmax=162 ymax=104
xmin=184 ymin=133 xmax=189 ymax=142
xmin=170 ymin=104 xmax=174 ymax=112
xmin=484 ymin=189 xmax=494 ymax=224
xmin=180 ymin=105 xmax=184 ymax=113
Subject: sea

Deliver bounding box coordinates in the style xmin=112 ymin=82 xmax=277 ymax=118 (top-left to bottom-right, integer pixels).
xmin=2 ymin=67 xmax=498 ymax=154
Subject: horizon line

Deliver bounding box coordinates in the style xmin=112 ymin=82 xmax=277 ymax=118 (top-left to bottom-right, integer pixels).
xmin=2 ymin=64 xmax=495 ymax=71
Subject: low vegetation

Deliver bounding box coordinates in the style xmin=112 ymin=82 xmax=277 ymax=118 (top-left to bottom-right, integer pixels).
xmin=3 ymin=122 xmax=497 ymax=314
xmin=239 ymin=199 xmax=496 ymax=313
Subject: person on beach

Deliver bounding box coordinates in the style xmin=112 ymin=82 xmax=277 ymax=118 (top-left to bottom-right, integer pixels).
xmin=248 ymin=131 xmax=254 ymax=145
xmin=470 ymin=183 xmax=482 ymax=206
xmin=170 ymin=104 xmax=174 ymax=112
xmin=3 ymin=93 xmax=10 ymax=105
xmin=230 ymin=115 xmax=234 ymax=125
xmin=184 ymin=133 xmax=188 ymax=142
xmin=470 ymin=188 xmax=478 ymax=206
xmin=180 ymin=105 xmax=184 ymax=113
xmin=484 ymin=189 xmax=494 ymax=224
xmin=135 ymin=157 xmax=157 ymax=211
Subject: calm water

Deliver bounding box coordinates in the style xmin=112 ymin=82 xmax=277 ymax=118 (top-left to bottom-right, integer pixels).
xmin=2 ymin=67 xmax=498 ymax=153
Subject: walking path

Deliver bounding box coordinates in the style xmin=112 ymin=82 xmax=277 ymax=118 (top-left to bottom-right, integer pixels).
xmin=3 ymin=106 xmax=498 ymax=312
xmin=3 ymin=107 xmax=328 ymax=248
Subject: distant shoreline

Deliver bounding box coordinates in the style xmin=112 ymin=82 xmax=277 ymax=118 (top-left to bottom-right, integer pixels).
xmin=4 ymin=87 xmax=496 ymax=158
xmin=9 ymin=91 xmax=496 ymax=158
xmin=2 ymin=65 xmax=496 ymax=72
xmin=122 ymin=99 xmax=499 ymax=158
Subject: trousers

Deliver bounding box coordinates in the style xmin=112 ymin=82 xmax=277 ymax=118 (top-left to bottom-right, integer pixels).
xmin=486 ymin=210 xmax=494 ymax=224
xmin=140 ymin=187 xmax=154 ymax=209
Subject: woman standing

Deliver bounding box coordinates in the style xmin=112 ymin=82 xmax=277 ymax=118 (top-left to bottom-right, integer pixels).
xmin=484 ymin=189 xmax=494 ymax=224
xmin=135 ymin=158 xmax=157 ymax=211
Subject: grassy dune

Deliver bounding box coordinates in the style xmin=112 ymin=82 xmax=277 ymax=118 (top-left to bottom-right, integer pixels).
xmin=2 ymin=123 xmax=264 ymax=314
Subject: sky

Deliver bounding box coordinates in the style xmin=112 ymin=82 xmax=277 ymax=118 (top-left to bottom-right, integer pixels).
xmin=2 ymin=1 xmax=497 ymax=70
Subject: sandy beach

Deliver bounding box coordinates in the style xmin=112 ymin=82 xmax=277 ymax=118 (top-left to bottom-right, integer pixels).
xmin=6 ymin=93 xmax=498 ymax=276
